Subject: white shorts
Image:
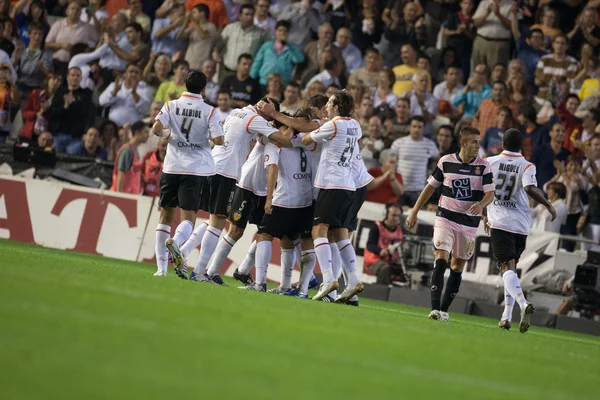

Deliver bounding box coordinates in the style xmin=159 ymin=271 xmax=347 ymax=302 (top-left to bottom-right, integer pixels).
xmin=432 ymin=219 xmax=476 ymax=261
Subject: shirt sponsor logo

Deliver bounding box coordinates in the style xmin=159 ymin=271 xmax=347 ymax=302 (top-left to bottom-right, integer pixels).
xmin=493 ymin=200 xmax=517 ymax=208
xmin=177 ymin=142 xmax=203 ymax=149
xmin=293 ymin=173 xmax=311 ymax=180
xmin=452 ymin=178 xmax=472 ymax=199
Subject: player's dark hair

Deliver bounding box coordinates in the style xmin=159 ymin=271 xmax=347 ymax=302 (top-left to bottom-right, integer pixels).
xmin=193 ymin=4 xmax=210 ymax=19
xmin=273 ymin=112 xmax=289 ymax=129
xmin=260 ymin=97 xmax=280 ymax=112
xmin=125 ymin=22 xmax=143 ymax=34
xmin=502 ymin=128 xmax=523 ymax=152
xmin=459 ymin=126 xmax=480 ymax=143
xmin=294 ymin=107 xmax=316 ymax=122
xmin=131 ymin=120 xmax=147 ymax=135
xmin=547 ymin=182 xmax=567 ymax=200
xmin=275 ymin=20 xmax=290 ymax=31
xmin=185 ymin=69 xmax=207 ymax=93
xmin=237 ymin=53 xmax=253 ymax=64
xmin=307 ymin=93 xmax=328 ymax=109
xmin=331 ymin=91 xmax=354 ymax=117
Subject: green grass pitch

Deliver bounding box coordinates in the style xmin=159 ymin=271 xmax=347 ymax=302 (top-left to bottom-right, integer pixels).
xmin=1 ymin=240 xmax=599 ymax=400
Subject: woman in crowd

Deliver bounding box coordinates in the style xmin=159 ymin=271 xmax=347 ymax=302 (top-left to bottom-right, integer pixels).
xmin=264 ymin=73 xmax=284 ymax=102
xmin=143 ymin=52 xmax=172 ymax=93
xmin=12 ymin=0 xmax=49 ymax=45
xmin=373 ymin=69 xmax=398 ymax=109
xmin=21 ymin=72 xmax=61 ymax=143
xmin=532 ymin=182 xmax=568 ymax=233
xmin=531 ymin=7 xmax=561 ymax=50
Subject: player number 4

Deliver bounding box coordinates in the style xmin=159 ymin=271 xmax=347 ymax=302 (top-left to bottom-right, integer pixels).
xmin=181 ymin=117 xmax=194 ymax=142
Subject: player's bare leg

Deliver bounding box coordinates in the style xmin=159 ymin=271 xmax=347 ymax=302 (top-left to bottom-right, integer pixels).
xmin=499 ymin=260 xmax=534 ymax=333
xmin=166 ymin=209 xmax=196 ymax=279
xmin=429 ymin=249 xmax=450 ymax=320
xmin=439 ymin=258 xmax=467 ymax=322
xmin=206 ymin=223 xmax=245 ymax=285
xmin=311 ymin=224 xmax=339 ymax=300
xmin=155 ymin=207 xmax=175 ymax=277
xmin=332 ymin=228 xmax=364 ymax=303
xmin=191 ymin=214 xmax=226 ymax=282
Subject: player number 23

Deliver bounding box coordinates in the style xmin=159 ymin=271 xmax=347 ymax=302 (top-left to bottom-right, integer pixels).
xmin=494 ymin=172 xmax=516 ymax=201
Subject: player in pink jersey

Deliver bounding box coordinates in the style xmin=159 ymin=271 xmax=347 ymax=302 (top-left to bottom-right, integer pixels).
xmin=406 ymin=127 xmax=495 ymax=322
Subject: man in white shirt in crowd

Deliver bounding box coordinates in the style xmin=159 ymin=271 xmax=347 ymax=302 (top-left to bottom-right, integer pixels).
xmin=433 ymin=65 xmax=464 ymax=116
xmin=215 ymin=90 xmax=233 ymax=122
xmin=335 ymin=27 xmax=363 ymax=74
xmin=99 ymin=63 xmax=153 ymax=126
xmin=306 ymin=56 xmax=342 ymax=89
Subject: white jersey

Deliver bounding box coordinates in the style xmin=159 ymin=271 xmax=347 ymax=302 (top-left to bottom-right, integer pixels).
xmin=237 ymin=138 xmax=268 ymax=196
xmin=264 ymin=141 xmax=313 ymax=208
xmin=212 ymin=105 xmax=279 ymax=180
xmin=352 ymin=149 xmax=373 ymax=189
xmin=310 ymin=117 xmax=361 ymax=191
xmin=292 ymin=119 xmax=323 ymax=199
xmin=156 ymin=92 xmax=223 ymax=176
xmin=487 ymin=151 xmax=538 ymax=235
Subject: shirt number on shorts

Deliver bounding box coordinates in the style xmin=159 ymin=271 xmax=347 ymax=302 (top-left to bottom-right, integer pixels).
xmin=181 ymin=117 xmax=194 ymax=142
xmin=495 ymin=172 xmax=516 ymax=201
xmin=338 ymin=138 xmax=356 ymax=167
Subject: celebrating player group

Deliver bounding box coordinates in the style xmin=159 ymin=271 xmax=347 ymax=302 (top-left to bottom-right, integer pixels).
xmin=151 ymin=69 xmax=556 ymax=328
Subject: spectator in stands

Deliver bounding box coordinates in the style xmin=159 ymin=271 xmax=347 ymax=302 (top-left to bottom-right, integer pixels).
xmin=150 ymin=1 xmax=186 ymax=58
xmin=154 ymin=59 xmax=189 ymax=103
xmin=511 ymin=9 xmax=546 ymax=86
xmin=0 ymin=17 xmax=17 ymax=57
xmin=302 ymin=23 xmax=343 ymax=81
xmin=221 ymin=53 xmax=261 ymax=108
xmin=67 ymin=126 xmax=108 ymax=160
xmin=215 ymin=90 xmax=232 ymax=122
xmin=45 ymin=0 xmax=98 ymax=77
xmin=0 ymin=64 xmax=16 ymax=142
xmin=577 ymin=111 xmax=600 ymax=151
xmin=535 ymin=34 xmax=579 ymax=105
xmin=366 ymin=149 xmax=404 ymax=204
xmin=407 ymin=71 xmax=437 ymax=137
xmin=506 ymin=72 xmax=529 ymax=110
xmin=99 ymin=119 xmax=119 ymax=161
xmin=12 ymin=0 xmax=49 ymax=46
xmin=335 ymin=27 xmax=363 ymax=74
xmin=577 ymin=64 xmax=600 ymax=103
xmin=306 ymin=56 xmax=342 ymax=89
xmin=50 ymin=66 xmax=95 ymax=153
xmin=567 ymin=7 xmax=600 ymax=58
xmin=254 ymin=0 xmax=275 ymax=36
xmin=99 ymin=63 xmax=152 ymax=127
xmin=558 ymin=94 xmax=583 ymax=154
xmin=518 ymin=103 xmax=544 ymax=160
xmin=490 ymin=63 xmax=507 ymax=83
xmin=433 ymin=65 xmax=464 ymax=118
xmin=178 ymin=4 xmax=218 ymax=70
xmin=277 ymin=0 xmax=320 ymax=49
xmin=80 ymin=0 xmax=109 ymax=27
xmin=532 ymin=181 xmax=568 ymax=233
xmin=436 ymin=125 xmax=459 ymax=156
xmin=21 ymin=72 xmax=61 ymax=143
xmin=580 ymin=164 xmax=600 ymax=250
xmin=220 ymin=4 xmax=268 ymax=72
xmin=384 ymin=97 xmax=410 ymax=146
xmin=530 ymin=6 xmax=561 ymax=50
xmin=363 ymin=203 xmax=406 ymax=285
xmin=480 ymin=106 xmax=511 ymax=157
xmin=120 ymin=0 xmax=150 ymax=33
xmin=99 ymin=12 xmax=129 ymax=83
xmin=262 ymin=73 xmax=282 ymax=102
xmin=201 ymin=59 xmax=219 ymax=105
xmin=249 ymin=20 xmax=304 ymax=86
xmin=14 ymin=23 xmax=53 ymax=96
xmin=391 ymin=116 xmax=439 ymax=207
xmin=392 ymin=43 xmax=430 ymax=98
xmin=142 ymin=138 xmax=167 ymax=197
xmin=443 ymin=0 xmax=475 ymax=78
xmin=279 ymin=81 xmax=301 ymax=114
xmin=373 ymin=69 xmax=398 ymax=109
xmin=471 ymin=0 xmax=513 ymax=70
xmin=360 ymin=116 xmax=385 ymax=169
xmin=36 ymin=131 xmax=53 ymax=149
xmin=185 ymin=0 xmax=229 ymax=30
xmin=108 ymin=22 xmax=150 ymax=69
xmin=531 ymin=123 xmax=570 ymax=189
xmin=110 ymin=120 xmax=149 ymax=194
xmin=584 ymin=135 xmax=600 ymax=176
xmin=382 ymin=1 xmax=426 ymax=69
xmin=472 ymin=81 xmax=518 ymax=135
xmin=143 ymin=53 xmax=172 ymax=92
xmin=349 ymin=47 xmax=380 ymax=89
xmin=350 ymin=0 xmax=382 ymax=52
xmin=138 ymin=100 xmax=163 ymax=158
xmin=451 ymin=63 xmax=491 ymax=119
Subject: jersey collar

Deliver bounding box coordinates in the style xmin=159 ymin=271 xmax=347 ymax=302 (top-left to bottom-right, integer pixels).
xmin=500 ymin=150 xmax=523 ymax=157
xmin=181 ymin=92 xmax=204 ymax=100
xmin=455 ymin=152 xmax=476 ymax=164
xmin=245 ymin=105 xmax=258 ymax=114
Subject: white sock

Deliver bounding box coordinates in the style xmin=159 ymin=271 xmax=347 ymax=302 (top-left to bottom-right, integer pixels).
xmin=501 ymin=287 xmax=515 ymax=321
xmin=181 ymin=222 xmax=208 ymax=258
xmin=207 ymin=235 xmax=236 ymax=276
xmin=238 ymin=240 xmax=257 ymax=274
xmin=293 ymin=240 xmax=302 ymax=268
xmin=503 ymin=270 xmax=527 ymax=309
xmin=155 ymin=224 xmax=171 ymax=273
xmin=255 ymin=241 xmax=272 ymax=284
xmin=172 ymin=220 xmax=194 ymax=247
xmin=330 ymin=243 xmax=341 ymax=298
xmin=314 ymin=237 xmax=334 ymax=283
xmin=193 ymin=226 xmax=221 ymax=274
xmin=299 ymin=250 xmax=316 ymax=295
xmin=337 ymin=239 xmax=360 ymax=285
xmin=280 ymin=249 xmax=295 ymax=289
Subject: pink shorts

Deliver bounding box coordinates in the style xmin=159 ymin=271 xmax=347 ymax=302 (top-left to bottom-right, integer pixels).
xmin=432 ymin=220 xmax=476 ymax=261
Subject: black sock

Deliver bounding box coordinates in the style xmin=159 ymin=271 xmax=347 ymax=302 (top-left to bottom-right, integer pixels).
xmin=430 ymin=259 xmax=447 ymax=310
xmin=441 ymin=270 xmax=462 ymax=312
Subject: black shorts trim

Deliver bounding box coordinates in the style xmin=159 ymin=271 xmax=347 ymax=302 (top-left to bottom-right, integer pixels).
xmin=258 ymin=205 xmax=313 ymax=239
xmin=490 ymin=228 xmax=527 ymax=266
xmin=159 ymin=172 xmax=206 ymax=211
xmin=228 ymin=187 xmax=266 ymax=229
xmin=343 ymin=185 xmax=368 ymax=231
xmin=313 ymin=189 xmax=354 ymax=229
xmin=203 ymin=174 xmax=237 ymax=216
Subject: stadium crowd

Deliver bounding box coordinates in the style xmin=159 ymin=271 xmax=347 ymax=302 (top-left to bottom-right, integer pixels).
xmin=1 ymin=0 xmax=600 ymax=246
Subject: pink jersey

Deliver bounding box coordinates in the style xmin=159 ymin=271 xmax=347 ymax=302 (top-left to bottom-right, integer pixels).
xmin=427 ymin=153 xmax=494 ymax=236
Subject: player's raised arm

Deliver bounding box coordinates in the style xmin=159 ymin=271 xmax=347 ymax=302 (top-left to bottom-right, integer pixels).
xmin=302 ymin=120 xmax=335 ymax=146
xmin=264 ymin=144 xmax=280 ymax=215
xmin=259 ymin=99 xmax=320 ymax=133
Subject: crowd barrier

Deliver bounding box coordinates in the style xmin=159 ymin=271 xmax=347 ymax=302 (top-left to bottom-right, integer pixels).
xmin=1 ymin=176 xmax=598 ymax=336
